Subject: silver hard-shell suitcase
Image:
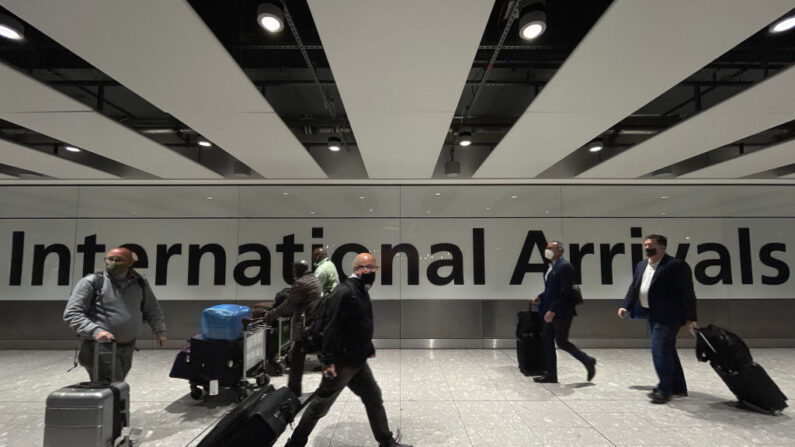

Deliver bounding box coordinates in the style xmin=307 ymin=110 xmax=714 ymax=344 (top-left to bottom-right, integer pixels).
xmin=44 ymin=342 xmax=131 ymax=446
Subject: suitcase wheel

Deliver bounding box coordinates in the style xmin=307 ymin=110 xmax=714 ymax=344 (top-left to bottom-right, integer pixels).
xmin=189 ymin=384 xmax=205 ymax=400
xmin=256 ymin=373 xmax=269 ymax=387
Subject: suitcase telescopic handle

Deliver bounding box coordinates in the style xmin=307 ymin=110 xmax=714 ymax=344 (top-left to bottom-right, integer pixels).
xmin=92 ymin=340 xmax=117 ymax=382
xmin=696 ymin=330 xmax=717 ymax=354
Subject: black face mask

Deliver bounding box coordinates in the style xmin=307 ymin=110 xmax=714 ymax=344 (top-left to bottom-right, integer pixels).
xmin=645 ymin=248 xmax=657 ymax=257
xmin=360 ymin=271 xmax=376 ymax=286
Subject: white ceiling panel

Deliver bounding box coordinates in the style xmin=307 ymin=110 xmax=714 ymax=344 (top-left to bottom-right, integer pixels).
xmin=1 ymin=0 xmax=325 ymax=179
xmin=0 ymin=139 xmax=117 ymax=179
xmin=580 ymin=64 xmax=795 ymax=178
xmin=682 ymin=139 xmax=795 ymax=178
xmin=307 ymin=0 xmax=492 ymax=178
xmin=0 ymin=62 xmax=220 ymax=179
xmin=476 ymin=0 xmax=795 ymax=179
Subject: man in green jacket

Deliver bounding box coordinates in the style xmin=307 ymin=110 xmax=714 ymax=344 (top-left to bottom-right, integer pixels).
xmin=312 ymin=247 xmax=339 ymax=296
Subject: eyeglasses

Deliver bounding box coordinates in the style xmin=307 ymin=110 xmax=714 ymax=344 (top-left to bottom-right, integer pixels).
xmin=355 ymin=265 xmax=379 ymax=271
xmin=104 ymin=256 xmax=124 ymax=262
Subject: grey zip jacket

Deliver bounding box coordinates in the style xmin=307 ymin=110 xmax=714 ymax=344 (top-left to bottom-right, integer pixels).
xmin=63 ymin=270 xmax=167 ymax=343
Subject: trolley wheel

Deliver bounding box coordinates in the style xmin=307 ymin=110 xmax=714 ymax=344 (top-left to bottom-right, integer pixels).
xmin=189 ymin=384 xmax=204 ymax=400
xmin=235 ymin=382 xmax=252 ymax=402
xmin=265 ymin=360 xmax=283 ymax=377
xmin=256 ymin=373 xmax=269 ymax=387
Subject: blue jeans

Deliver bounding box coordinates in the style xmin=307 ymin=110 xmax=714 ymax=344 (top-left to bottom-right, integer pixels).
xmin=649 ymin=321 xmax=687 ymax=396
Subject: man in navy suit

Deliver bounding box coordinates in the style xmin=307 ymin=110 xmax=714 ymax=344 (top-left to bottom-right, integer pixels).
xmin=618 ymin=234 xmax=698 ymax=404
xmin=532 ymin=241 xmax=596 ymax=383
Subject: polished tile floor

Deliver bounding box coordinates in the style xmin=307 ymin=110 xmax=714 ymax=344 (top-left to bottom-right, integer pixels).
xmin=0 ymin=348 xmax=792 ymax=446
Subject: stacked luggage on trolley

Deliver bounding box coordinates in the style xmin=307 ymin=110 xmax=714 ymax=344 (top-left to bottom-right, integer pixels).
xmin=169 ymin=304 xmax=275 ymax=401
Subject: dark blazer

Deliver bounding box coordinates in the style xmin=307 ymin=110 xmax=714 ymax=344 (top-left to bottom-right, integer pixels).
xmin=319 ymin=276 xmax=376 ymax=367
xmin=539 ymin=257 xmax=577 ymax=319
xmin=622 ymin=254 xmax=698 ymax=326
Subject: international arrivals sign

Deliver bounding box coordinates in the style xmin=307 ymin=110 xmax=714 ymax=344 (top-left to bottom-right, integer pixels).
xmin=0 ymin=218 xmax=792 ymax=301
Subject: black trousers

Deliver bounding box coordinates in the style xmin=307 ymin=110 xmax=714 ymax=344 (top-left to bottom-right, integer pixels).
xmin=287 ymin=361 xmax=392 ymax=446
xmin=287 ymin=341 xmax=307 ymax=396
xmin=541 ymin=317 xmax=594 ymax=379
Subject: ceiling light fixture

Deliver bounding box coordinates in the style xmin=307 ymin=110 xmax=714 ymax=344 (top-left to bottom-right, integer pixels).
xmin=328 ymin=136 xmax=342 ymax=152
xmin=770 ymin=15 xmax=795 ymax=33
xmin=257 ymin=3 xmax=284 ymax=33
xmin=457 ymin=131 xmax=472 ymax=147
xmin=64 ymin=145 xmax=81 ymax=153
xmin=0 ymin=15 xmax=24 ymax=41
xmin=519 ymin=3 xmax=547 ymax=41
xmin=588 ymin=139 xmax=603 ymax=152
xmin=198 ymin=139 xmax=212 ymax=147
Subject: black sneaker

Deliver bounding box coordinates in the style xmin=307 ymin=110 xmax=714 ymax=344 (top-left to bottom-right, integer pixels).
xmin=586 ymin=359 xmax=597 ymax=382
xmin=533 ymin=375 xmax=558 ymax=383
xmin=650 ymin=391 xmax=672 ymax=404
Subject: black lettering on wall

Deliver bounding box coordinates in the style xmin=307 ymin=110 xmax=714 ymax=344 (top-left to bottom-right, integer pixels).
xmin=234 ymin=243 xmax=271 ymax=286
xmin=311 ymin=227 xmax=324 ymax=254
xmin=155 ymin=244 xmax=182 ymax=285
xmin=381 ymin=243 xmax=419 ymax=285
xmin=427 ymin=243 xmax=464 ymax=285
xmin=276 ymin=234 xmax=305 ymax=284
xmin=77 ymin=234 xmax=106 ymax=276
xmin=630 ymin=226 xmax=643 ymax=271
xmin=510 ymin=231 xmax=547 ymax=285
xmin=120 ymin=243 xmax=147 ymax=269
xmin=188 ymin=244 xmax=226 ymax=285
xmin=9 ymin=231 xmax=24 ymax=286
xmin=760 ymin=243 xmax=789 ymax=285
xmin=473 ymin=228 xmax=486 ymax=285
xmin=599 ymin=243 xmax=625 ymax=285
xmin=738 ymin=228 xmax=753 ymax=284
xmin=674 ymin=243 xmax=690 ymax=261
xmin=569 ymin=243 xmax=594 ymax=284
xmin=695 ymin=243 xmax=732 ymax=285
xmin=32 ymin=243 xmax=70 ymax=285
xmin=332 ymin=243 xmax=368 ymax=279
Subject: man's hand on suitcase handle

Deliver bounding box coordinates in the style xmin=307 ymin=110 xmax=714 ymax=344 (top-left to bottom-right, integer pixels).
xmin=323 ymin=364 xmax=337 ymax=379
xmin=94 ymin=330 xmax=115 ymax=343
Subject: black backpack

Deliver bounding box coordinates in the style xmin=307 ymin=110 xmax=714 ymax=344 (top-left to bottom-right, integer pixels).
xmin=302 ymin=283 xmax=346 ymax=354
xmin=696 ymin=324 xmax=754 ymax=373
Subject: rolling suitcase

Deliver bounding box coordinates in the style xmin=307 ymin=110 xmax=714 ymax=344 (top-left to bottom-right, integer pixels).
xmin=696 ymin=326 xmax=788 ymax=415
xmin=197 ymin=386 xmax=307 ymax=447
xmin=44 ymin=342 xmax=131 ymax=446
xmin=186 ymin=335 xmax=245 ymax=399
xmin=516 ymin=309 xmax=546 ymax=376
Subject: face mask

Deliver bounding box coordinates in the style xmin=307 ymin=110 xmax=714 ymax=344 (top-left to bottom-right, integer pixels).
xmin=105 ymin=263 xmax=118 ymax=273
xmin=645 ymin=248 xmax=657 ymax=257
xmin=544 ymin=249 xmax=554 ymax=260
xmin=360 ymin=271 xmax=376 ymax=286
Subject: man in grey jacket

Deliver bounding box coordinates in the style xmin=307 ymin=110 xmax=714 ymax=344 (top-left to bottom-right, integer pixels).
xmin=64 ymin=247 xmax=168 ymax=381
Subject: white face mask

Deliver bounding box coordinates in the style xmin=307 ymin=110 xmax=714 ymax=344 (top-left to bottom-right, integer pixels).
xmin=544 ymin=249 xmax=555 ymax=260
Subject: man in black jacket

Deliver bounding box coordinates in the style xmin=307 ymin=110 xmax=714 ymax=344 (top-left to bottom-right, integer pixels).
xmin=618 ymin=234 xmax=698 ymax=404
xmin=531 ymin=241 xmax=596 ymax=383
xmin=285 ymin=253 xmax=410 ymax=447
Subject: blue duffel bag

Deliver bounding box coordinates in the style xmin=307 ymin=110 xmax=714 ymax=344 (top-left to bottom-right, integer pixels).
xmin=201 ymin=304 xmax=252 ymax=340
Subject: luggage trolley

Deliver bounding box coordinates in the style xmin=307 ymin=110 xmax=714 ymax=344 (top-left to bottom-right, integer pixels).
xmin=172 ymin=318 xmax=271 ymax=402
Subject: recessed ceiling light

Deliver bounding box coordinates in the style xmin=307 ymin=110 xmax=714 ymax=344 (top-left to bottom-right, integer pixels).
xmin=359 ymin=196 xmax=365 ymax=199
xmin=369 ymin=209 xmax=374 ymax=212
xmin=257 ymin=2 xmax=284 ymax=33
xmin=198 ymin=139 xmax=212 ymax=147
xmin=511 ymin=195 xmax=518 ymax=199
xmin=64 ymin=145 xmax=81 ymax=153
xmin=328 ymin=136 xmax=342 ymax=152
xmin=686 ymin=236 xmax=691 ymax=240
xmin=457 ymin=131 xmax=472 ymax=147
xmin=519 ymin=9 xmax=546 ymax=40
xmin=485 ymin=207 xmax=491 ymax=211
xmin=661 ymin=196 xmax=669 ymax=199
xmin=206 ymin=196 xmax=214 ymax=200
xmin=771 ymin=16 xmax=795 ymax=33
xmin=588 ymin=139 xmax=603 ymax=152
xmin=425 ymin=210 xmax=432 ymax=214
xmin=434 ymin=192 xmax=441 ymax=196
xmin=544 ymin=210 xmax=550 ymax=214
xmin=309 ymin=211 xmax=315 ymax=215
xmin=660 ymin=212 xmax=667 ymax=215
xmin=282 ymin=192 xmax=289 ymax=196
xmin=0 ymin=15 xmax=24 ymax=41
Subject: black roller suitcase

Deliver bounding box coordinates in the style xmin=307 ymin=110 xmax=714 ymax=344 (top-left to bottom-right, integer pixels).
xmin=516 ymin=309 xmax=546 ymax=376
xmin=197 ymin=386 xmax=305 ymax=447
xmin=696 ymin=326 xmax=788 ymax=415
xmin=188 ymin=336 xmax=244 ymax=388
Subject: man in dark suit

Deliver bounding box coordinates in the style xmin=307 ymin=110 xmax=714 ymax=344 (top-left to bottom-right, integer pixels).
xmin=618 ymin=234 xmax=698 ymax=404
xmin=532 ymin=241 xmax=596 ymax=383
